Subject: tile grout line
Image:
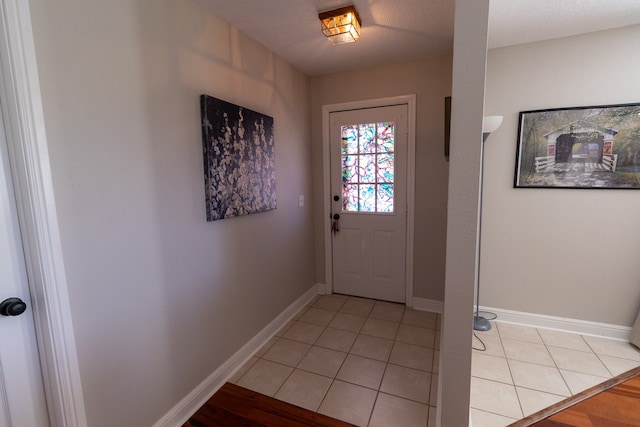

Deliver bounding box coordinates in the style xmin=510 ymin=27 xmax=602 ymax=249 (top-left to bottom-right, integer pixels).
xmin=534 ymin=326 xmax=575 ymax=404
xmin=291 ymin=297 xmax=343 ymax=415
xmin=240 ymin=295 xmax=441 ymax=426
xmin=311 ymin=317 xmax=339 ymax=415
xmin=496 ymin=322 xmax=525 ymax=420
xmin=470 ymin=322 xmax=640 ymax=426
xmin=582 ymin=333 xmax=619 ymax=379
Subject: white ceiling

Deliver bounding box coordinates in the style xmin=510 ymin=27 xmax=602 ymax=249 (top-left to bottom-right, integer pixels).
xmin=199 ymin=0 xmax=640 ymax=77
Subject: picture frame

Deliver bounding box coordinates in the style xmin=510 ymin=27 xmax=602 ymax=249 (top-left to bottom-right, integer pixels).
xmin=515 ymin=102 xmax=640 ymax=189
xmin=444 ymin=96 xmax=451 ymax=161
xmin=200 ymin=95 xmax=277 ymax=221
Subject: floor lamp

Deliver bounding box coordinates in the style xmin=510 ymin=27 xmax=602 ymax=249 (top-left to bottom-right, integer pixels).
xmin=474 ymin=115 xmax=503 ymax=332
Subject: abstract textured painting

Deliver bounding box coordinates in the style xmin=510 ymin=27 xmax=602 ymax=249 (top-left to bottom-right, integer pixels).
xmin=200 ymin=95 xmax=276 ymax=221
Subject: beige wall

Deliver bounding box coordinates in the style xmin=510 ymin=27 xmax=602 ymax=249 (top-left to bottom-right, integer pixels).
xmin=310 ymin=57 xmax=453 ymax=302
xmin=28 ymin=0 xmax=314 ymax=425
xmin=483 ymin=24 xmax=640 ymax=326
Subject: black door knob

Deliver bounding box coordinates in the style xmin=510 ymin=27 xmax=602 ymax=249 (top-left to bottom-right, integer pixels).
xmin=333 ymin=213 xmax=340 ymax=220
xmin=0 ymin=297 xmax=27 ymax=316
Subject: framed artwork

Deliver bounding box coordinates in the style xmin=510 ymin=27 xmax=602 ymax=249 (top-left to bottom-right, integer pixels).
xmin=515 ymin=103 xmax=640 ymax=189
xmin=200 ymin=95 xmax=276 ymax=221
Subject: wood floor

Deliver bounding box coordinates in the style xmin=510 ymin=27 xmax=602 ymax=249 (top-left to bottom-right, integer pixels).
xmin=512 ymin=366 xmax=640 ymax=427
xmin=183 ymin=382 xmax=356 ymax=427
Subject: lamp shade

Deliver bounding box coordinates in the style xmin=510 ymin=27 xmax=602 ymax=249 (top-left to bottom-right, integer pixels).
xmin=482 ymin=116 xmax=503 ymax=135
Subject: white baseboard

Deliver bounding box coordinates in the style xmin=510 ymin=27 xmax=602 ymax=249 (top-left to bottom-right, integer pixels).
xmin=481 ymin=306 xmax=632 ymax=341
xmin=316 ymin=282 xmax=328 ymax=295
xmin=412 ymin=297 xmax=444 ymax=313
xmin=316 ymin=286 xmax=443 ymax=314
xmin=152 ymin=284 xmax=322 ymax=427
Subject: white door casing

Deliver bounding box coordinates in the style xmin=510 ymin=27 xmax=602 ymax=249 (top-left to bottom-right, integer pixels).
xmin=0 ymin=104 xmax=49 ymax=427
xmin=322 ymin=95 xmax=416 ymax=306
xmin=329 ymin=105 xmax=408 ymax=302
xmin=0 ymin=0 xmax=87 ymax=425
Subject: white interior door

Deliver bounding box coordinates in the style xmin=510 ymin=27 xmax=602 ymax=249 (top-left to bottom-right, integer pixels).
xmin=0 ymin=104 xmax=49 ymax=427
xmin=330 ymin=104 xmax=408 ymax=303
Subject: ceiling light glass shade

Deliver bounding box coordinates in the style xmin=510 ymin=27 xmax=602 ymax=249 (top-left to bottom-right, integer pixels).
xmin=319 ymin=6 xmax=361 ymax=45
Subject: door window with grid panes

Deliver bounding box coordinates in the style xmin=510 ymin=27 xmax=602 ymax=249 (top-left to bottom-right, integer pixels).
xmin=340 ymin=122 xmax=395 ymax=213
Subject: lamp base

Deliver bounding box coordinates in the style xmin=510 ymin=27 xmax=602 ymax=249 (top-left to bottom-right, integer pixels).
xmin=473 ymin=316 xmax=492 ymax=331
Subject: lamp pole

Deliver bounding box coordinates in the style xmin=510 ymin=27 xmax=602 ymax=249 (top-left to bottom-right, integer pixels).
xmin=474 ymin=116 xmax=503 ymax=332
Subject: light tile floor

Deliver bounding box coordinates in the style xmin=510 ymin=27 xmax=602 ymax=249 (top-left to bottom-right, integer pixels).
xmin=229 ymin=294 xmax=640 ymax=427
xmin=230 ymin=294 xmax=439 ymax=426
xmin=470 ymin=320 xmax=640 ymax=427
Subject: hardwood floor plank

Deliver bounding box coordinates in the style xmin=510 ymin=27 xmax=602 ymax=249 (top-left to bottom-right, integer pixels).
xmin=546 ymin=376 xmax=640 ymax=427
xmin=183 ymin=383 xmax=356 ymax=427
xmin=515 ymin=366 xmax=640 ymax=427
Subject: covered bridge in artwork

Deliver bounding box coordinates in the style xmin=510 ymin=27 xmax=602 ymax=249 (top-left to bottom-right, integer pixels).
xmin=536 ymin=121 xmax=619 ymax=172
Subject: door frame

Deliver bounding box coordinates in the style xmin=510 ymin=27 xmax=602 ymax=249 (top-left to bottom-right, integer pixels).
xmin=0 ymin=0 xmax=87 ymax=426
xmin=322 ymin=95 xmax=416 ymax=306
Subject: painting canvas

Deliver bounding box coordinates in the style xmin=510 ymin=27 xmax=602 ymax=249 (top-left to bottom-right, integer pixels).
xmin=515 ymin=103 xmax=640 ymax=189
xmin=200 ymin=95 xmax=276 ymax=221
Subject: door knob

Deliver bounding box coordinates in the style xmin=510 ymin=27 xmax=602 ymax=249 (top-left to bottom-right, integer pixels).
xmin=0 ymin=297 xmax=27 ymax=316
xmin=333 ymin=213 xmax=340 ymax=220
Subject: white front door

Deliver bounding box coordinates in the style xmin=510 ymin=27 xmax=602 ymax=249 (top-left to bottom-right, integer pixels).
xmin=0 ymin=104 xmax=49 ymax=427
xmin=330 ymin=104 xmax=408 ymax=303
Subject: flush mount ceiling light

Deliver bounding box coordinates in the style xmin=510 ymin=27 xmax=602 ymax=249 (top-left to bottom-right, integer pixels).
xmin=319 ymin=5 xmax=361 ymax=45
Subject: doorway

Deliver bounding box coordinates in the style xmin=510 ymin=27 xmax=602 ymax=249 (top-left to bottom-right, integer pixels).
xmin=0 ymin=0 xmax=87 ymax=424
xmin=0 ymin=101 xmax=49 ymax=427
xmin=322 ymin=96 xmax=416 ymax=305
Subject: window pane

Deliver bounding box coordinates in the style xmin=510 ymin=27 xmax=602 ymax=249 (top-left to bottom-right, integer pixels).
xmin=377 ymin=122 xmax=395 ymax=153
xmin=359 ymin=154 xmax=376 ymax=183
xmin=377 ymin=184 xmax=394 ymax=212
xmin=377 ymin=153 xmax=394 ymax=183
xmin=343 ymin=184 xmax=358 ymax=211
xmin=359 ymin=184 xmax=376 ymax=212
xmin=341 ymin=126 xmax=358 ymax=154
xmin=359 ymin=124 xmax=376 ymax=153
xmin=342 ymin=155 xmax=358 ymax=183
